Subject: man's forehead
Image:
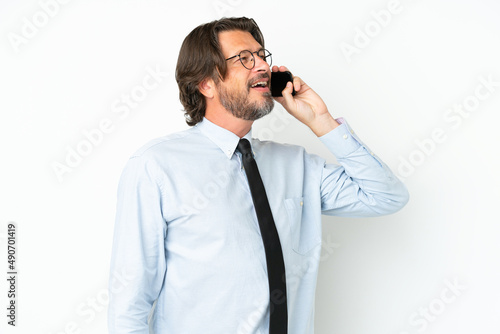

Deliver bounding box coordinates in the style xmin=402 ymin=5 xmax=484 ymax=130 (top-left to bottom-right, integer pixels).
xmin=218 ymin=30 xmax=262 ymax=55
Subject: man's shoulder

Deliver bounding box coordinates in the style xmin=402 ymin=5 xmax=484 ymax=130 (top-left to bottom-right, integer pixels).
xmin=252 ymin=138 xmax=325 ymax=166
xmin=130 ymin=126 xmax=199 ymax=159
xmin=252 ymin=138 xmax=307 ymax=155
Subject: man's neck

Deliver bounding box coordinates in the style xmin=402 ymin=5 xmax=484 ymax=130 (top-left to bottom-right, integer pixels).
xmin=205 ymin=110 xmax=253 ymax=138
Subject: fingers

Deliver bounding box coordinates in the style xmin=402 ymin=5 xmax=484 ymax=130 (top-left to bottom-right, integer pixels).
xmin=271 ymin=66 xmax=306 ymax=110
xmin=272 ymin=65 xmax=303 ymax=93
xmin=281 ymin=81 xmax=295 ymax=107
xmin=293 ymin=76 xmax=302 ymax=93
xmin=271 ymin=65 xmax=290 ymax=73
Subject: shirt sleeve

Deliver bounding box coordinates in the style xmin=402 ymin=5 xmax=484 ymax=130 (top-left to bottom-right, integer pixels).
xmin=108 ymin=154 xmax=167 ymax=333
xmin=318 ymin=119 xmax=409 ymax=217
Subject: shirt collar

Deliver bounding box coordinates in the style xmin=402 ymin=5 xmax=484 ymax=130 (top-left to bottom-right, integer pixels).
xmin=196 ymin=117 xmax=253 ymax=159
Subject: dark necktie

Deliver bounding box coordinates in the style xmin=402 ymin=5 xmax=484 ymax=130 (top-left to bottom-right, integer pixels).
xmin=237 ymin=138 xmax=288 ymax=334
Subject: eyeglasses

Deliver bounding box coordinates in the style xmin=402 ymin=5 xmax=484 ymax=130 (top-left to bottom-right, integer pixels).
xmin=225 ymin=49 xmax=272 ymax=70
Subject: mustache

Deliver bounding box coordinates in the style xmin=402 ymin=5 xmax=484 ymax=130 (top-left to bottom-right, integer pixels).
xmin=247 ymin=73 xmax=270 ymax=88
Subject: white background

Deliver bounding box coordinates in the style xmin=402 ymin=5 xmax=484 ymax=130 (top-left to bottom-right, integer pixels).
xmin=1 ymin=0 xmax=499 ymax=333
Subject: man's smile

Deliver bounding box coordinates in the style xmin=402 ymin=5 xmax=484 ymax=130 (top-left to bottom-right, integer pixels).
xmin=248 ymin=75 xmax=270 ymax=93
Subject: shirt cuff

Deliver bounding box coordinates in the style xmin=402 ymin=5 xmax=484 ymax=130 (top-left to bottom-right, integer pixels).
xmin=318 ymin=118 xmax=362 ymax=158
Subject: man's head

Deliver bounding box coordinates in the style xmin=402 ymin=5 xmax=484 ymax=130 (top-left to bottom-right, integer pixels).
xmin=176 ymin=17 xmax=274 ymax=126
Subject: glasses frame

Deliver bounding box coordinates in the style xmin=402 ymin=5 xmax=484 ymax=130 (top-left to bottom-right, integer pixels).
xmin=225 ymin=49 xmax=272 ymax=70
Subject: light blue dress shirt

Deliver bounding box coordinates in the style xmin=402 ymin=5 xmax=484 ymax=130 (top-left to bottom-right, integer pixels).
xmin=108 ymin=117 xmax=409 ymax=334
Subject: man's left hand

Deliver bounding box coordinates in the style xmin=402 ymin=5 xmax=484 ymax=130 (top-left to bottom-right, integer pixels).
xmin=272 ymin=66 xmax=339 ymax=137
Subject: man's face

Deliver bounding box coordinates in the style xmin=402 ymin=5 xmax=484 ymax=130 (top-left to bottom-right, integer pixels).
xmin=216 ymin=30 xmax=274 ymax=121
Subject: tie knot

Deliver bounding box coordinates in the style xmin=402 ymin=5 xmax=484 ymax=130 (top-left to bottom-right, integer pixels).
xmin=237 ymin=138 xmax=253 ymax=156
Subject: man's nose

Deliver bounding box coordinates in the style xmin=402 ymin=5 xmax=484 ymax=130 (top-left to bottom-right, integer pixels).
xmin=252 ymin=55 xmax=269 ymax=72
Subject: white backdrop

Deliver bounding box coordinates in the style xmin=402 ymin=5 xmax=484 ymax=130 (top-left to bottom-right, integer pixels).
xmin=1 ymin=0 xmax=499 ymax=333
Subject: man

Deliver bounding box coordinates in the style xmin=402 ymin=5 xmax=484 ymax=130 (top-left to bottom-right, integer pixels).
xmin=108 ymin=17 xmax=409 ymax=334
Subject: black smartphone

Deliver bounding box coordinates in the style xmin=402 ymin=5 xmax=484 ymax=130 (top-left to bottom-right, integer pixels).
xmin=271 ymin=71 xmax=296 ymax=97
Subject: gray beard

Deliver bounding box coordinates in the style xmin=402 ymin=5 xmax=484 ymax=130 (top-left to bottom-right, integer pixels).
xmin=217 ymin=84 xmax=274 ymax=121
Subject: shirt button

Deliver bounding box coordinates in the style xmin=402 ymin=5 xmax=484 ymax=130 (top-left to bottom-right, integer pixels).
xmin=370 ymin=151 xmax=375 ymax=156
xmin=343 ymin=134 xmax=348 ymax=140
xmin=300 ymin=201 xmax=303 ymax=206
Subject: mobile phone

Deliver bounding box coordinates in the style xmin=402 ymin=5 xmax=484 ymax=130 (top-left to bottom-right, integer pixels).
xmin=271 ymin=71 xmax=296 ymax=97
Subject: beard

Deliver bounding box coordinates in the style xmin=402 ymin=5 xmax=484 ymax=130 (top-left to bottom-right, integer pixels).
xmin=216 ymin=76 xmax=274 ymax=121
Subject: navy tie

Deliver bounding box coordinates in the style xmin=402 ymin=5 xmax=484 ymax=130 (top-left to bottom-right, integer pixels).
xmin=237 ymin=138 xmax=288 ymax=334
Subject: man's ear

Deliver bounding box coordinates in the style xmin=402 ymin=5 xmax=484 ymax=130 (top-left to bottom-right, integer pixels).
xmin=198 ymin=78 xmax=216 ymax=99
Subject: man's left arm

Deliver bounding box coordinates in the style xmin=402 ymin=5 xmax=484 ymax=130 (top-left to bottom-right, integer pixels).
xmin=273 ymin=66 xmax=409 ymax=216
xmin=317 ymin=119 xmax=409 ymax=216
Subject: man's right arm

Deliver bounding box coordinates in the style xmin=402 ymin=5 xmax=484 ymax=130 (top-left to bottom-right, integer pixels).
xmin=108 ymin=155 xmax=167 ymax=333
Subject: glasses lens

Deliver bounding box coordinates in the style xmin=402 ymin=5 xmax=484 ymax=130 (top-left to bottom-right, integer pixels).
xmin=239 ymin=50 xmax=254 ymax=69
xmin=256 ymin=49 xmax=272 ymax=67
